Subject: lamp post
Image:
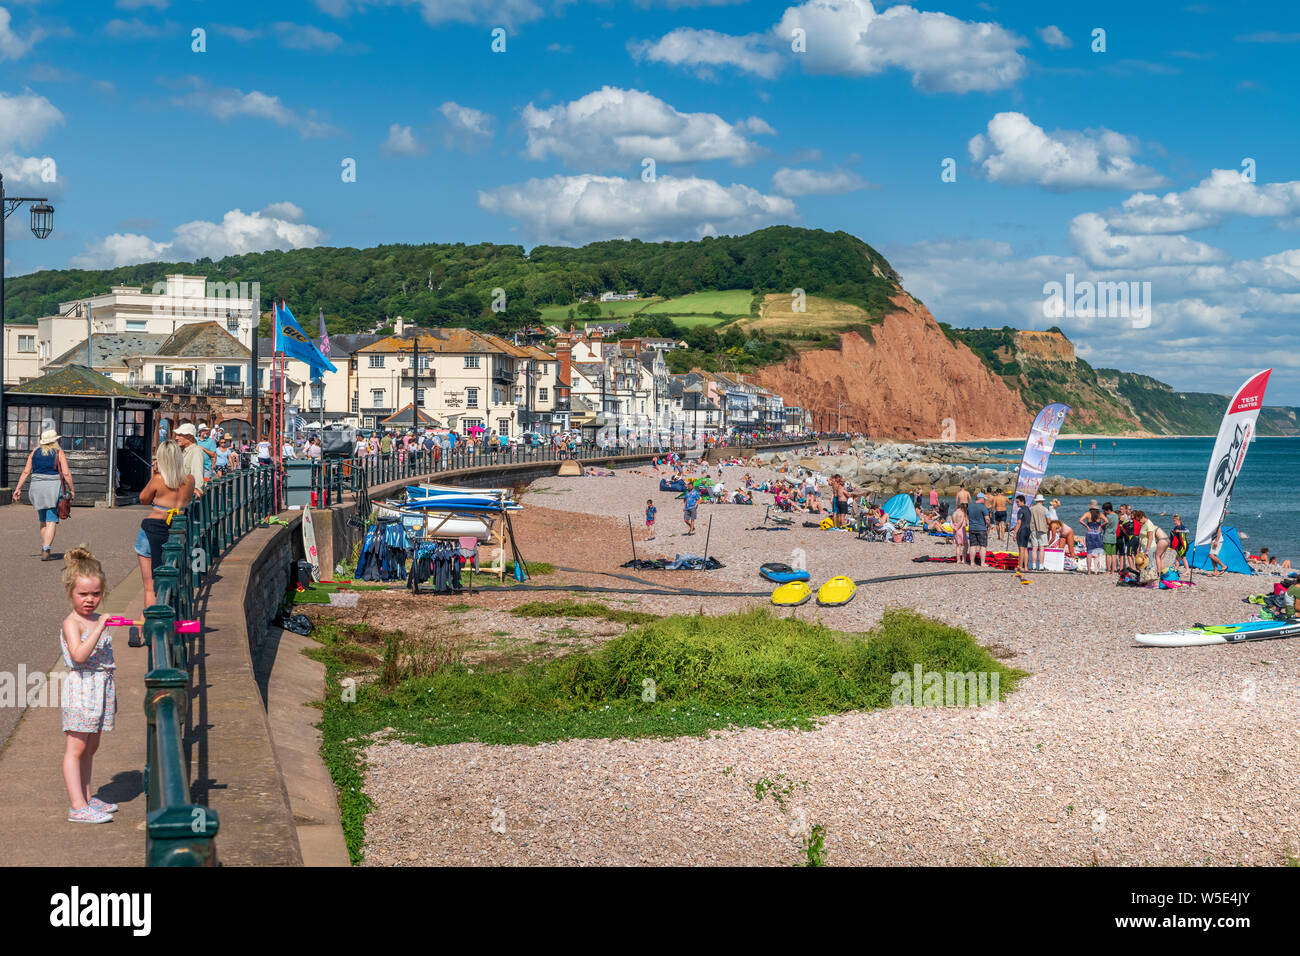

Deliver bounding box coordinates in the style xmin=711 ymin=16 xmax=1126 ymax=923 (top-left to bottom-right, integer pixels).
xmin=1 ymin=171 xmax=55 ymax=487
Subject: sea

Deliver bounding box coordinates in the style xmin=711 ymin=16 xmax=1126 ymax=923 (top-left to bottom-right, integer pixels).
xmin=960 ymin=437 xmax=1300 ymax=562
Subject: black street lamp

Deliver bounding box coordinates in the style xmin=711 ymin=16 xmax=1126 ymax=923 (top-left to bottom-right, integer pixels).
xmin=1 ymin=172 xmax=56 ymax=487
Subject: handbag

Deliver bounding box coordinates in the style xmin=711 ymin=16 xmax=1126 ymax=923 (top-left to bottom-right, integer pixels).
xmin=57 ymin=482 xmax=72 ymax=520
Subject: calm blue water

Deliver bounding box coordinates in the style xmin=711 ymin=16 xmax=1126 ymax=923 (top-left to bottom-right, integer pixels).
xmin=962 ymin=437 xmax=1300 ymax=562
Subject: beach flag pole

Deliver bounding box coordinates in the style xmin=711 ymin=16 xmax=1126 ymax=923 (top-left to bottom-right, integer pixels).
xmin=703 ymin=513 xmax=713 ymax=563
xmin=627 ymin=515 xmax=638 ymax=565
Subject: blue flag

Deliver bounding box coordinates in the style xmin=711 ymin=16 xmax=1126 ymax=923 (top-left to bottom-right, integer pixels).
xmin=275 ymin=301 xmax=338 ymax=374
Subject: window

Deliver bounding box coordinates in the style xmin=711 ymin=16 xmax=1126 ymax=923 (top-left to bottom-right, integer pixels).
xmin=154 ymin=366 xmax=164 ymax=385
xmin=462 ymin=418 xmax=484 ymax=432
xmin=5 ymin=405 xmax=55 ymax=452
xmin=368 ymin=355 xmax=385 ymax=368
xmin=17 ymin=335 xmax=35 ymax=352
xmin=371 ymin=389 xmax=385 ymax=407
xmin=464 ymin=355 xmax=480 ymax=369
xmin=514 ymin=387 xmax=524 ymax=403
xmin=416 ymin=388 xmax=426 ymax=406
xmin=539 ymin=388 xmax=548 ymax=402
xmin=226 ymin=317 xmax=240 ymax=334
xmin=418 ymin=355 xmax=431 ymax=371
xmin=60 ymin=406 xmax=108 ymax=451
xmin=466 ymin=387 xmax=478 ymax=408
xmin=351 ymin=392 xmax=359 ymax=414
xmin=125 ymin=320 xmax=147 ymax=332
xmin=497 ymin=419 xmax=510 ymax=438
xmin=493 ymin=388 xmax=504 ymax=405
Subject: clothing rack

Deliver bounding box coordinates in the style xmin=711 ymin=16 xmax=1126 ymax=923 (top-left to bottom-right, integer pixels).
xmin=406 ymin=530 xmax=473 ymax=596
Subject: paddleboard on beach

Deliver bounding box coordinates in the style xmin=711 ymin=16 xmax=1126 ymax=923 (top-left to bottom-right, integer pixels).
xmin=303 ymin=507 xmax=320 ymax=581
xmin=1135 ymin=619 xmax=1300 ymax=647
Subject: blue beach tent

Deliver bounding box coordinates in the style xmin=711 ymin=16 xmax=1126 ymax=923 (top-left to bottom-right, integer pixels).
xmin=1189 ymin=526 xmax=1253 ymax=575
xmin=882 ymin=493 xmax=920 ymax=524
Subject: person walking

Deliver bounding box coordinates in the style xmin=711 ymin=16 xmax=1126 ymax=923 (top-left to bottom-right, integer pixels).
xmin=1100 ymin=502 xmax=1117 ymax=572
xmin=683 ymin=483 xmax=700 ymax=535
xmin=1013 ymin=494 xmax=1031 ymax=572
xmin=1029 ymin=494 xmax=1050 ymax=571
xmin=991 ymin=488 xmax=1008 ymax=546
xmin=1207 ymin=527 xmax=1227 ymax=576
xmin=134 ymin=439 xmax=195 ymax=609
xmin=1171 ymin=514 xmax=1191 ymax=573
xmin=11 ymin=427 xmax=75 ymax=560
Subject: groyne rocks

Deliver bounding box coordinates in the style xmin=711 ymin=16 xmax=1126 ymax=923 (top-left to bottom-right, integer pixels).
xmin=752 ymin=440 xmax=1169 ymax=498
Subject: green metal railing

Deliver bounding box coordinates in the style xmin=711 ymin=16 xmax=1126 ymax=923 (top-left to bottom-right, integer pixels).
xmin=143 ymin=466 xmax=279 ymax=866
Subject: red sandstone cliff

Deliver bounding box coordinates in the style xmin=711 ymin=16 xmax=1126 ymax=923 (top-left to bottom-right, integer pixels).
xmin=750 ymin=295 xmax=1034 ymax=440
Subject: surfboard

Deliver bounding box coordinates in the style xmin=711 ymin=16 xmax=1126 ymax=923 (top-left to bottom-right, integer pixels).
xmin=1134 ymin=619 xmax=1300 ymax=647
xmin=302 ymin=507 xmax=320 ymax=582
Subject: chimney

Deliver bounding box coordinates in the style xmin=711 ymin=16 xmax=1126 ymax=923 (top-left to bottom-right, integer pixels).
xmin=590 ymin=329 xmax=603 ymax=360
xmin=556 ymin=332 xmax=572 ymax=393
xmin=394 ymin=316 xmax=405 ymax=337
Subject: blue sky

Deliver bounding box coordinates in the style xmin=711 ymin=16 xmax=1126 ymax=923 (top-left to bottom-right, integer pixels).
xmin=3 ymin=0 xmax=1300 ymax=402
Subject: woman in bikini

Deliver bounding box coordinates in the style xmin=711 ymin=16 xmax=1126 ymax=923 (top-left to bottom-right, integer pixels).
xmin=135 ymin=440 xmax=195 ymax=609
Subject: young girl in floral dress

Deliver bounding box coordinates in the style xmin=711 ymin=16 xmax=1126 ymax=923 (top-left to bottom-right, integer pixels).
xmin=60 ymin=546 xmax=118 ymax=824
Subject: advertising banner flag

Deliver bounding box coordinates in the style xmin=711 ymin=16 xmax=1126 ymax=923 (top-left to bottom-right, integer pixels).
xmin=1013 ymin=403 xmax=1070 ymax=500
xmin=1194 ymin=369 xmax=1271 ymax=547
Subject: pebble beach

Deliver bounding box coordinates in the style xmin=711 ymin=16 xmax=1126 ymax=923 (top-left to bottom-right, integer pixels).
xmin=353 ymin=459 xmax=1300 ymax=866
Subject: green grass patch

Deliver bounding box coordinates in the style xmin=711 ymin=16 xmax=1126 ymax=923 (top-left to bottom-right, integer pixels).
xmin=313 ymin=607 xmax=1025 ymax=860
xmin=642 ymin=290 xmax=755 ymax=316
xmin=510 ymin=599 xmax=659 ymax=625
xmin=292 ymin=582 xmax=394 ymax=604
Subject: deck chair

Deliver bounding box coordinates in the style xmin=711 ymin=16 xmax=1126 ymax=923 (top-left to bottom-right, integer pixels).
xmin=457 ymin=536 xmax=480 ymax=572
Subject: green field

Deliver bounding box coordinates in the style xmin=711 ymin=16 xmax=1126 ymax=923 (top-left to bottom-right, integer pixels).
xmin=539 ymin=297 xmax=662 ymax=322
xmin=642 ymin=290 xmax=755 ymax=316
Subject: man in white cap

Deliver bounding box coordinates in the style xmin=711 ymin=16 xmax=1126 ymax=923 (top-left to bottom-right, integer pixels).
xmin=1030 ymin=493 xmax=1050 ymax=570
xmin=175 ymin=423 xmax=208 ymax=497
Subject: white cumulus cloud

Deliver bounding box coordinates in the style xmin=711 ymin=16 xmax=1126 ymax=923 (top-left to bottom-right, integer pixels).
xmin=172 ymin=83 xmax=339 ymax=138
xmin=774 ymin=0 xmax=1027 ymax=92
xmin=771 ymin=167 xmax=872 ymax=196
xmin=521 ymin=87 xmax=774 ymax=169
xmin=968 ymin=112 xmax=1168 ymax=191
xmin=71 ymin=203 xmax=327 ymax=269
xmin=0 ymin=6 xmax=39 ymax=60
xmin=478 ymin=173 xmax=796 ymax=245
xmin=1038 ymin=25 xmax=1070 ymax=48
xmin=630 ymin=28 xmax=783 ymax=79
xmin=437 ymin=101 xmax=494 ymax=152
xmin=1068 ymin=212 xmax=1225 ymax=269
xmin=634 ymin=0 xmax=1027 ymax=92
xmin=381 ymin=123 xmax=425 ymax=156
xmin=312 ymin=0 xmax=544 ymax=28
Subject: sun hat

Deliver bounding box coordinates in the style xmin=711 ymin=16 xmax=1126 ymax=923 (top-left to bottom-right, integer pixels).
xmin=176 ymin=423 xmax=198 ymax=437
xmin=1033 ymin=493 xmax=1045 ymax=502
xmin=976 ymin=492 xmax=986 ymax=499
xmin=39 ymin=428 xmax=60 ymax=444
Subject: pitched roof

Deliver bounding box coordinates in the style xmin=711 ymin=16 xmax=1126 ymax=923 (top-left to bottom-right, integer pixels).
xmin=358 ymin=328 xmax=520 ymax=356
xmin=8 ymin=364 xmax=153 ymax=399
xmin=380 ymin=403 xmax=442 ymax=427
xmin=154 ymin=321 xmax=249 ymax=358
xmin=326 ymin=333 xmax=381 ymax=357
xmin=48 ymin=332 xmax=171 ymax=369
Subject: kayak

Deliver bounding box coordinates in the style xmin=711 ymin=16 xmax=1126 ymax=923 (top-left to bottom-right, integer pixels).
xmin=1135 ymin=619 xmax=1300 ymax=647
xmin=403 ymin=495 xmax=521 ymax=511
xmin=407 ymin=483 xmax=512 ymax=498
xmin=760 ymin=562 xmax=810 ymax=583
xmin=771 ymin=580 xmax=813 ymax=606
xmin=816 ymin=575 xmax=857 ymax=607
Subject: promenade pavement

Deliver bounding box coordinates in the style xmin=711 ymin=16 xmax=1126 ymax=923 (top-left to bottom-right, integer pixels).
xmin=0 ymin=502 xmax=151 ymax=864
